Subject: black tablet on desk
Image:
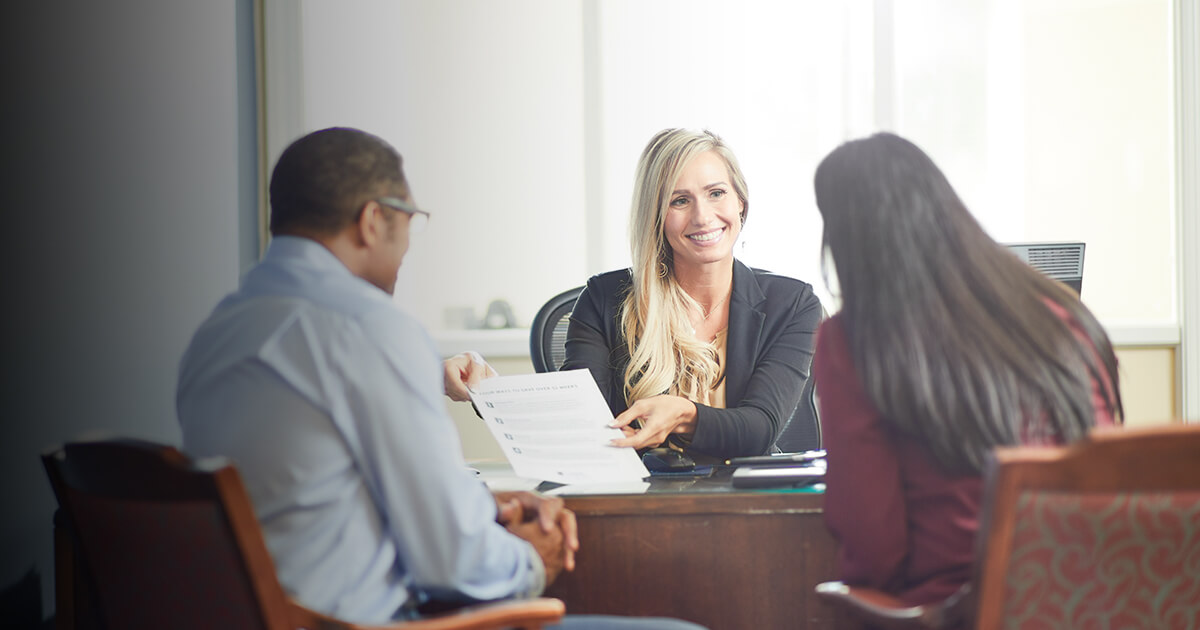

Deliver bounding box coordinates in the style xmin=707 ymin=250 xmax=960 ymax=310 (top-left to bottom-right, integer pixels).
xmin=730 ymin=464 xmax=824 ymax=488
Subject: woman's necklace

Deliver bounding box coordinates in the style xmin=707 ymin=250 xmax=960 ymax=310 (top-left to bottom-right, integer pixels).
xmin=699 ymin=293 xmax=729 ymax=322
xmin=691 ymin=292 xmax=730 ymax=337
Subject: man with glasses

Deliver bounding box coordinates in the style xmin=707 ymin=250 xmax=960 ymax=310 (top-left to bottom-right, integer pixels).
xmin=177 ymin=127 xmax=702 ymax=630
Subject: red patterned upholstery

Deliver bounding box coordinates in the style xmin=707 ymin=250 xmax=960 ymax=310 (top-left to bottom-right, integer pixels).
xmin=816 ymin=424 xmax=1200 ymax=630
xmin=1003 ymin=491 xmax=1200 ymax=629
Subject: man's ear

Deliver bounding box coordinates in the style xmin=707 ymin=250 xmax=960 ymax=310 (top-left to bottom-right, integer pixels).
xmin=356 ymin=200 xmax=383 ymax=247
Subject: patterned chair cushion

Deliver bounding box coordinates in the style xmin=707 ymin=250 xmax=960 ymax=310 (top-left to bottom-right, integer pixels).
xmin=1002 ymin=490 xmax=1200 ymax=629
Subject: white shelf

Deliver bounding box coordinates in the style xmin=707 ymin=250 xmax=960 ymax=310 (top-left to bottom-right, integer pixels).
xmin=1104 ymin=324 xmax=1180 ymax=347
xmin=432 ymin=328 xmax=530 ymax=358
xmin=430 ymin=322 xmax=1182 ymax=360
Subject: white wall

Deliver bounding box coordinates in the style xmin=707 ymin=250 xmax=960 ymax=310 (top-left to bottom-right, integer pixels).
xmin=1022 ymin=0 xmax=1174 ymax=324
xmin=272 ymin=0 xmax=590 ymax=331
xmin=0 ymin=2 xmax=250 ymax=619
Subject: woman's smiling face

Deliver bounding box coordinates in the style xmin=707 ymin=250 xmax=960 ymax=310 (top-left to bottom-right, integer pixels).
xmin=662 ymin=150 xmax=744 ymax=270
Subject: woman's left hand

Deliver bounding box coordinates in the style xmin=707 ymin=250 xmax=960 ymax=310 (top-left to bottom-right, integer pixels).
xmin=609 ymin=394 xmax=698 ymax=449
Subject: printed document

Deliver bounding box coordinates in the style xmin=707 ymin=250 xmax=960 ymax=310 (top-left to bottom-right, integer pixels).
xmin=469 ymin=369 xmax=650 ymax=484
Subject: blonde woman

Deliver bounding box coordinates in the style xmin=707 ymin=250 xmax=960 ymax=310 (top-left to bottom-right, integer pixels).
xmin=562 ymin=129 xmax=823 ymax=461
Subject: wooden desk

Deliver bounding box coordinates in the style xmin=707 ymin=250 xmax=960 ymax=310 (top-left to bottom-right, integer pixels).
xmin=544 ymin=472 xmax=842 ymax=630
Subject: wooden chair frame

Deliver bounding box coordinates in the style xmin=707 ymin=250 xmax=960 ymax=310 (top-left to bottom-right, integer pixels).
xmin=43 ymin=439 xmax=564 ymax=630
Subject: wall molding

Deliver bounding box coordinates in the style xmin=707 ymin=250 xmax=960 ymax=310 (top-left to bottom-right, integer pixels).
xmin=1176 ymin=0 xmax=1199 ymax=421
xmin=261 ymin=0 xmax=305 ymax=237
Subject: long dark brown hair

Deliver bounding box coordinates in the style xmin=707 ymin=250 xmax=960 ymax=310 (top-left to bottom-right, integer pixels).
xmin=814 ymin=132 xmax=1122 ymax=473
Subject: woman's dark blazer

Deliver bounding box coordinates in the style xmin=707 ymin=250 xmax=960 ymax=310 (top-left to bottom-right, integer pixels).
xmin=562 ymin=259 xmax=822 ymax=458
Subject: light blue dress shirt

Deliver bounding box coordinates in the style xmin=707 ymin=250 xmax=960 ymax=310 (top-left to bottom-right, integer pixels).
xmin=177 ymin=236 xmax=542 ymax=623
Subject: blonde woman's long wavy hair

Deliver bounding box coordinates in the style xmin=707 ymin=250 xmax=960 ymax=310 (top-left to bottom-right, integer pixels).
xmin=620 ymin=129 xmax=749 ymax=406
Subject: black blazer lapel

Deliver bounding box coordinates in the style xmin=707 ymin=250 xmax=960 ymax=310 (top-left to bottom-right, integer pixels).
xmin=725 ymin=260 xmax=767 ymax=406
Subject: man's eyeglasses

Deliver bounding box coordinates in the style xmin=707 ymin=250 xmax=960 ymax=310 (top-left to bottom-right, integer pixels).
xmin=375 ymin=196 xmax=430 ymax=234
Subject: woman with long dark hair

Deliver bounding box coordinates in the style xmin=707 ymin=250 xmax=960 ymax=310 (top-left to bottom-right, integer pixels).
xmin=811 ymin=132 xmax=1122 ymax=604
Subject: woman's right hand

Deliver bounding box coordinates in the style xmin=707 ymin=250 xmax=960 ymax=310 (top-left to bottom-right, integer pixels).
xmin=609 ymin=394 xmax=698 ymax=450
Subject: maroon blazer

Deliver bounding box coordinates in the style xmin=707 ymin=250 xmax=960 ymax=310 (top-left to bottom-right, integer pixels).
xmin=814 ymin=310 xmax=1116 ymax=605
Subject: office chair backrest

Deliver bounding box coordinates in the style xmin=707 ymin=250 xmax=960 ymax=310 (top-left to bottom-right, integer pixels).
xmin=816 ymin=423 xmax=1200 ymax=628
xmin=974 ymin=423 xmax=1200 ymax=629
xmin=42 ymin=439 xmax=290 ymax=630
xmin=773 ymin=375 xmax=821 ymax=453
xmin=530 ymin=286 xmax=584 ymax=373
xmin=773 ymin=299 xmax=827 ymax=453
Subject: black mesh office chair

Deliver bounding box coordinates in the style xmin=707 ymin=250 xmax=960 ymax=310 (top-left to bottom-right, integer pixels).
xmin=773 ymin=299 xmax=828 ymax=453
xmin=529 ymin=286 xmax=584 ymax=373
xmin=774 ymin=375 xmax=821 ymax=453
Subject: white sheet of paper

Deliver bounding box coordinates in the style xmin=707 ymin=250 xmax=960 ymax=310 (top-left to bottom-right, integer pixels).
xmin=544 ymin=480 xmax=652 ymax=496
xmin=469 ymin=369 xmax=650 ymax=484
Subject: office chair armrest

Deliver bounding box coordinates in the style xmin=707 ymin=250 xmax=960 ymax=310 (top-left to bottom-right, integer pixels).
xmin=288 ymin=597 xmax=566 ymax=630
xmin=814 ymin=581 xmax=946 ymax=629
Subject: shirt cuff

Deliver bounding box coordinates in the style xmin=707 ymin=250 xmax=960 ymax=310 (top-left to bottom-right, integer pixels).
xmin=518 ymin=540 xmax=546 ymax=598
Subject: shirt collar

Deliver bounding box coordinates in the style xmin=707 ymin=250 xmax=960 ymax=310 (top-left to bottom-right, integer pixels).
xmin=262 ymin=235 xmax=359 ymax=279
